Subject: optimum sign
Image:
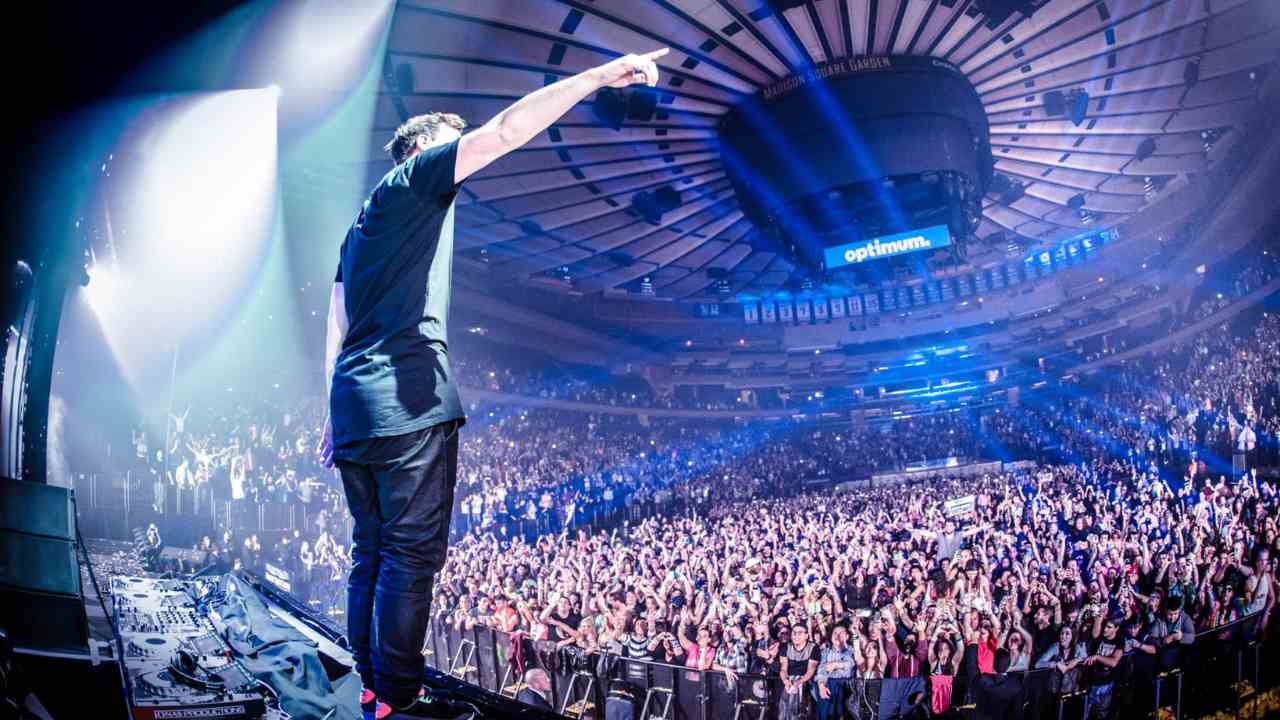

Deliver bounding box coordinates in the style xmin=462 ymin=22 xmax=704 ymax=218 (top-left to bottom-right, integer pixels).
xmin=823 ymin=224 xmax=952 ymax=269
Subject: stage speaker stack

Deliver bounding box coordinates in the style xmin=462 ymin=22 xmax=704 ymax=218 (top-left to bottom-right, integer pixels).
xmin=0 ymin=476 xmax=89 ymax=651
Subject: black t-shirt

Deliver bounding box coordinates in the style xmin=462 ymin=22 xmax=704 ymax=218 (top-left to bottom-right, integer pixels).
xmin=331 ymin=140 xmax=466 ymax=451
xmin=783 ymin=642 xmax=819 ymax=680
xmin=1031 ymin=622 xmax=1060 ymax=662
xmin=551 ymin=609 xmax=582 ymax=642
xmin=1087 ymin=636 xmax=1122 ymax=685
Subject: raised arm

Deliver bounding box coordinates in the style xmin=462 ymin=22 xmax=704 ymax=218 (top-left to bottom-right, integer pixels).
xmin=677 ymin=616 xmax=694 ymax=651
xmin=454 ymin=49 xmax=669 ymax=183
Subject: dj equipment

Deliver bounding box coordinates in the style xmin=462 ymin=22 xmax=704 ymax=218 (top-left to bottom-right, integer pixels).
xmin=160 ymin=546 xmax=210 ymax=567
xmin=112 ymin=576 xmax=268 ymax=720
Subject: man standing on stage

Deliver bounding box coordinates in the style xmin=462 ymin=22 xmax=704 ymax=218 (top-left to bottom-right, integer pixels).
xmin=318 ymin=47 xmax=668 ymax=719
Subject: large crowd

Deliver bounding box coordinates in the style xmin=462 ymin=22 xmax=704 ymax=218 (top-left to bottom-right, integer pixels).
xmin=425 ymin=310 xmax=1278 ymax=719
xmin=438 ymin=462 xmax=1275 ymax=718
xmin=88 ymin=273 xmax=1279 ymax=717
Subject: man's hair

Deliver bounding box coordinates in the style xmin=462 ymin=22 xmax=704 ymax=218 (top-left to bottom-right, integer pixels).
xmin=384 ymin=112 xmax=467 ymax=164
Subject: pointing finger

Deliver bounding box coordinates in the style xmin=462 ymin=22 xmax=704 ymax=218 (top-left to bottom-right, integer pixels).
xmin=643 ymin=48 xmax=671 ymax=61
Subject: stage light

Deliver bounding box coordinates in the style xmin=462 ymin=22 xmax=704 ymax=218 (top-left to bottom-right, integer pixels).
xmin=627 ymin=88 xmax=658 ymax=122
xmin=1184 ymin=58 xmax=1200 ymax=87
xmin=633 ymin=187 xmax=680 ymax=225
xmin=653 ymin=186 xmax=682 ymax=212
xmin=1043 ymin=90 xmax=1066 ymax=117
xmin=593 ymin=88 xmax=627 ymax=130
xmin=266 ymin=1 xmax=394 ymax=102
xmin=1136 ymin=137 xmax=1157 ymax=161
xmin=973 ymin=0 xmax=1044 ymax=27
xmin=76 ymin=88 xmax=279 ymax=392
xmin=81 ymin=264 xmax=119 ymax=313
xmin=1068 ymin=90 xmax=1089 ymax=127
xmin=1067 ymin=193 xmax=1086 ymax=210
xmin=14 ymin=259 xmax=32 ymax=288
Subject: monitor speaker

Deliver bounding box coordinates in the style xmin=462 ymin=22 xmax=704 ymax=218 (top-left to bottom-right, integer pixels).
xmin=0 ymin=475 xmax=73 ymax=537
xmin=0 ymin=477 xmax=87 ymax=652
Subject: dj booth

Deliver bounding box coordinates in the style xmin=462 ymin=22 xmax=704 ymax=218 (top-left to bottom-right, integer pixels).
xmin=0 ymin=475 xmax=562 ymax=719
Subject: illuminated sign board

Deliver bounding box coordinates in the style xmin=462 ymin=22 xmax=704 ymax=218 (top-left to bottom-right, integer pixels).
xmin=823 ymin=224 xmax=952 ymax=269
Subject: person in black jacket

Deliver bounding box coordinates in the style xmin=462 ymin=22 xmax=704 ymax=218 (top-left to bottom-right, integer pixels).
xmin=974 ymin=649 xmax=1023 ymax=720
xmin=516 ymin=669 xmax=554 ymax=712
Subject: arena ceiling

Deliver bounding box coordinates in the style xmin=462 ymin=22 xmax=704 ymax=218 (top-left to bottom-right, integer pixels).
xmin=373 ymin=0 xmax=1279 ymax=302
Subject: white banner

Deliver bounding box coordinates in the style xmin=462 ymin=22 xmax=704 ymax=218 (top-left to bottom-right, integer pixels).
xmin=779 ymin=301 xmax=794 ymax=323
xmin=813 ymin=297 xmax=828 ymax=320
xmin=945 ymin=495 xmax=976 ymax=518
xmin=796 ymin=299 xmax=811 ymax=322
xmin=830 ymin=297 xmax=846 ymax=318
xmin=743 ymin=302 xmax=759 ymax=324
xmin=762 ymin=301 xmax=777 ymax=323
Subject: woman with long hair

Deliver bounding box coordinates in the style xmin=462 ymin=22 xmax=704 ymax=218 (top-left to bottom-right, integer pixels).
xmin=1034 ymin=624 xmax=1086 ymax=694
xmin=847 ymin=619 xmax=886 ymax=720
xmin=928 ymin=635 xmax=959 ymax=716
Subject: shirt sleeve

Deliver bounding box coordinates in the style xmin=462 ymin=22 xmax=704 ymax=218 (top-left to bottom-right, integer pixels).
xmin=814 ymin=650 xmax=830 ymax=682
xmin=406 ymin=138 xmax=462 ymax=206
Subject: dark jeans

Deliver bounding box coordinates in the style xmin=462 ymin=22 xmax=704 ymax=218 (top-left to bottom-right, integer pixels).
xmin=878 ymin=676 xmax=925 ymax=719
xmin=815 ymin=679 xmax=848 ymax=720
xmin=336 ymin=420 xmax=461 ymax=708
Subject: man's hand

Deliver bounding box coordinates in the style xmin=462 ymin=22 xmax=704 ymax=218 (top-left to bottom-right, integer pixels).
xmin=317 ymin=416 xmax=335 ymax=469
xmin=593 ymin=49 xmax=670 ymax=88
